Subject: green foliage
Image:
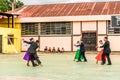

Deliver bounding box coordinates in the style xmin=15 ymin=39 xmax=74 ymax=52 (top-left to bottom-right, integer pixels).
xmin=0 ymin=0 xmax=24 ymax=12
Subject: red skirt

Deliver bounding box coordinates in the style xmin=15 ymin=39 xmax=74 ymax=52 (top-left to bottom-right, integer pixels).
xmin=95 ymin=49 xmax=106 ymax=61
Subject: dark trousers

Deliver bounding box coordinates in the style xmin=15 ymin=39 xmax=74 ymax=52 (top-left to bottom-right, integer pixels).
xmin=35 ymin=57 xmax=41 ymax=65
xmin=30 ymin=53 xmax=41 ymax=66
xmin=29 ymin=53 xmax=36 ymax=66
xmin=34 ymin=53 xmax=41 ymax=64
xmin=102 ymin=53 xmax=111 ymax=64
xmin=78 ymin=51 xmax=87 ymax=61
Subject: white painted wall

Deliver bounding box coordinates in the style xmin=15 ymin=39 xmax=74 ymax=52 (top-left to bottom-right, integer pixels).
xmin=73 ymin=22 xmax=81 ymax=35
xmin=98 ymin=21 xmax=106 ymax=34
xmin=40 ymin=37 xmax=71 ymax=51
xmin=82 ymin=21 xmax=96 ymax=31
xmin=108 ymin=36 xmax=120 ymax=51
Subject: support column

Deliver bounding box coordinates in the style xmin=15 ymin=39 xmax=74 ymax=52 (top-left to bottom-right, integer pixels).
xmin=71 ymin=22 xmax=73 ymax=51
xmin=8 ymin=16 xmax=10 ymax=28
xmin=12 ymin=15 xmax=14 ymax=28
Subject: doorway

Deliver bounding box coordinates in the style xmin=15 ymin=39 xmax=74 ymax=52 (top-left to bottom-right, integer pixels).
xmin=82 ymin=32 xmax=97 ymax=51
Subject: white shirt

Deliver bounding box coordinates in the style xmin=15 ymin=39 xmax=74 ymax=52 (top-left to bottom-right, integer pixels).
xmin=23 ymin=42 xmax=30 ymax=47
xmin=76 ymin=43 xmax=80 ymax=50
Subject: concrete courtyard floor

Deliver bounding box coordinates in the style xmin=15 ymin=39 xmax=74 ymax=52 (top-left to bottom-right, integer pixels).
xmin=0 ymin=52 xmax=120 ymax=80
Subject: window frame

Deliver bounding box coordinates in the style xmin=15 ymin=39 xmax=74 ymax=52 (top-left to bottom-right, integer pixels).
xmin=40 ymin=22 xmax=72 ymax=36
xmin=21 ymin=23 xmax=39 ymax=35
xmin=107 ymin=20 xmax=120 ymax=35
xmin=8 ymin=35 xmax=14 ymax=45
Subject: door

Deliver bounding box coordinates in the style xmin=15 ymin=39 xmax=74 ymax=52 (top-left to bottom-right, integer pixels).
xmin=82 ymin=32 xmax=97 ymax=51
xmin=0 ymin=35 xmax=2 ymax=53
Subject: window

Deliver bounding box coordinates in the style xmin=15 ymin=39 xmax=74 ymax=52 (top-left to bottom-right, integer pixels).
xmin=21 ymin=23 xmax=38 ymax=35
xmin=8 ymin=35 xmax=14 ymax=45
xmin=40 ymin=22 xmax=72 ymax=35
xmin=108 ymin=20 xmax=120 ymax=34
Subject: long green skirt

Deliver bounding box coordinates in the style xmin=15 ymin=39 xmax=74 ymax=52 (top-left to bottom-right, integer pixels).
xmin=74 ymin=50 xmax=83 ymax=61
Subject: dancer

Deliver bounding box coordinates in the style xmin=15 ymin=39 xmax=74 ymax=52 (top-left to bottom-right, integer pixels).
xmin=77 ymin=39 xmax=87 ymax=62
xmin=74 ymin=41 xmax=83 ymax=62
xmin=23 ymin=38 xmax=34 ymax=66
xmin=100 ymin=37 xmax=112 ymax=65
xmin=95 ymin=40 xmax=106 ymax=64
xmin=23 ymin=39 xmax=42 ymax=67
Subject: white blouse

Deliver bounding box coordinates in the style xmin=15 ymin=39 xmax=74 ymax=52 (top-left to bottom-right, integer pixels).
xmin=76 ymin=43 xmax=80 ymax=50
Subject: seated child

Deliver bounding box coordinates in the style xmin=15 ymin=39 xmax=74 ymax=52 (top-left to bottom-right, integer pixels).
xmin=44 ymin=46 xmax=48 ymax=52
xmin=52 ymin=47 xmax=56 ymax=53
xmin=57 ymin=47 xmax=61 ymax=53
xmin=48 ymin=47 xmax=52 ymax=53
xmin=61 ymin=47 xmax=65 ymax=53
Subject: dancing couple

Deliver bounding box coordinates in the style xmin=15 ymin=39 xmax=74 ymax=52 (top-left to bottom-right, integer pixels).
xmin=74 ymin=39 xmax=87 ymax=62
xmin=23 ymin=38 xmax=42 ymax=67
xmin=96 ymin=37 xmax=112 ymax=65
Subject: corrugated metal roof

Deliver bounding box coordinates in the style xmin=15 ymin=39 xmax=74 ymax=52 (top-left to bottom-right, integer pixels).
xmin=10 ymin=1 xmax=120 ymax=17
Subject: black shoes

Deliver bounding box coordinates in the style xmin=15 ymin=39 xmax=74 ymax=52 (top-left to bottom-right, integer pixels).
xmin=107 ymin=63 xmax=112 ymax=65
xmin=33 ymin=64 xmax=37 ymax=67
xmin=27 ymin=63 xmax=30 ymax=66
xmin=84 ymin=60 xmax=87 ymax=62
xmin=101 ymin=63 xmax=105 ymax=65
xmin=76 ymin=60 xmax=82 ymax=62
xmin=76 ymin=60 xmax=87 ymax=62
xmin=101 ymin=63 xmax=112 ymax=65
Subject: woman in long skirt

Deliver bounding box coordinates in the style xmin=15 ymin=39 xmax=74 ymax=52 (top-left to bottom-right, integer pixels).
xmin=23 ymin=51 xmax=31 ymax=66
xmin=95 ymin=40 xmax=106 ymax=64
xmin=23 ymin=38 xmax=33 ymax=66
xmin=74 ymin=41 xmax=83 ymax=61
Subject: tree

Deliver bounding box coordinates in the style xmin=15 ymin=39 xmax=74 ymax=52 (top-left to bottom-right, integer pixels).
xmin=0 ymin=0 xmax=24 ymax=12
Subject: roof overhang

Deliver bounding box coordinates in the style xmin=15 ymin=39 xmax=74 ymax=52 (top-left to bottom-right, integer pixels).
xmin=0 ymin=12 xmax=19 ymax=17
xmin=19 ymin=15 xmax=115 ymax=23
xmin=0 ymin=12 xmax=13 ymax=17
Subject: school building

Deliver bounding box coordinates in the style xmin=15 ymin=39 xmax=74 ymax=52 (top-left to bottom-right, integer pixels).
xmin=13 ymin=1 xmax=120 ymax=52
xmin=0 ymin=12 xmax=21 ymax=53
